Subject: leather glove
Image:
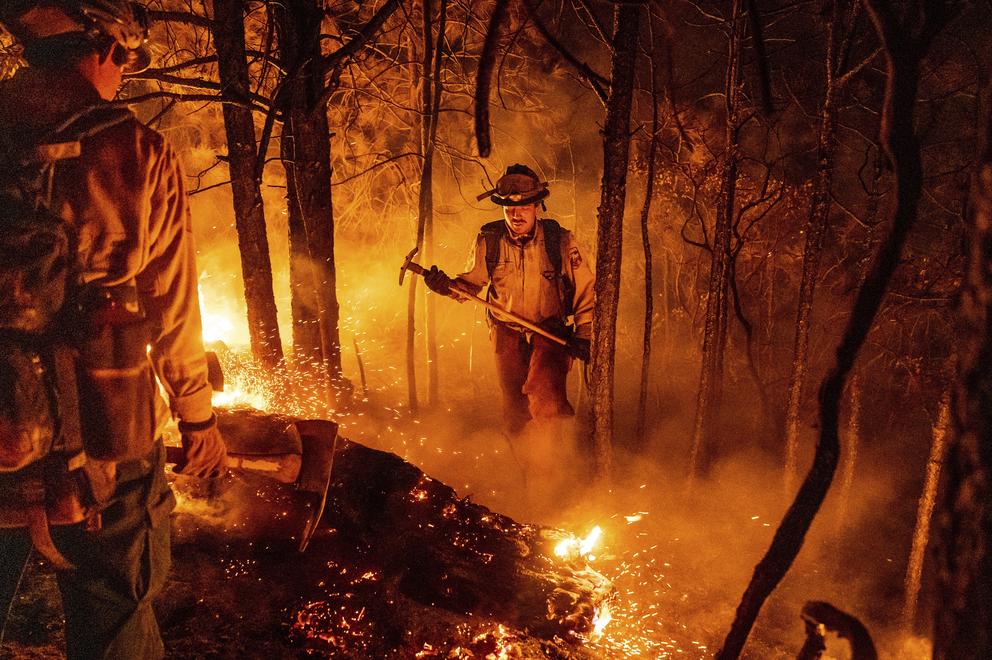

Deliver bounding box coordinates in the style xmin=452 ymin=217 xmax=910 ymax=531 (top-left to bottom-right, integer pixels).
xmin=174 ymin=414 xmax=228 ymax=479
xmin=565 ymin=336 xmax=591 ymax=362
xmin=424 ymin=265 xmax=454 ymax=296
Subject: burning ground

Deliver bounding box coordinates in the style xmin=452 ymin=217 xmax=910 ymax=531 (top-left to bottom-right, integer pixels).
xmin=1 ymin=343 xmax=938 ymax=659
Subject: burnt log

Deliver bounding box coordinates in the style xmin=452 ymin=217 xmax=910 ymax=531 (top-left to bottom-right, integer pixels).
xmin=164 ymin=408 xmax=611 ymax=658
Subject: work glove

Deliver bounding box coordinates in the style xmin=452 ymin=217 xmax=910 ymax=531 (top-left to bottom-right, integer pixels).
xmin=424 ymin=265 xmax=454 ymax=296
xmin=174 ymin=414 xmax=228 ymax=479
xmin=564 ymin=336 xmax=591 ymax=362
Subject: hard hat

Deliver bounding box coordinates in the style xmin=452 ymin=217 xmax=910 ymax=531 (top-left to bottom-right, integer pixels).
xmin=2 ymin=0 xmax=151 ymax=73
xmin=476 ymin=164 xmax=550 ymax=206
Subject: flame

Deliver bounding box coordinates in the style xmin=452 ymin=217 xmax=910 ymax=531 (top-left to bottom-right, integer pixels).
xmin=580 ymin=526 xmax=602 ymax=556
xmin=554 ymin=525 xmax=603 ymax=562
xmin=198 ymin=276 xmax=250 ymax=347
xmin=591 ymin=602 xmax=612 ymax=639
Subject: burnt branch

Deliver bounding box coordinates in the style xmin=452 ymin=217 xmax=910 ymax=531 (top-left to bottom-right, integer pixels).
xmin=147 ymin=9 xmax=214 ymax=30
xmin=116 ymin=91 xmax=260 ymax=110
xmin=574 ymin=0 xmax=612 ymax=46
xmin=743 ymin=0 xmax=774 ymax=115
xmin=521 ymin=0 xmax=609 ymax=105
xmin=319 ymin=0 xmax=403 ymax=80
xmin=474 ymin=0 xmax=511 ymax=157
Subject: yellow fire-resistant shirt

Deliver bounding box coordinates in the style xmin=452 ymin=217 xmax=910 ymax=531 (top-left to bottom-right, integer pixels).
xmin=0 ymin=68 xmax=214 ymax=426
xmin=456 ymin=220 xmax=595 ymax=339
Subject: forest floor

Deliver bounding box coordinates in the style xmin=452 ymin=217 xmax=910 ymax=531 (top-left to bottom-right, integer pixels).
xmin=0 ymin=357 xmax=934 ymax=659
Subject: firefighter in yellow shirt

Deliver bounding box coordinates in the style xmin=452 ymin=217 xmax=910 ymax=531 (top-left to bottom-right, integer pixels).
xmin=425 ymin=164 xmax=594 ymax=437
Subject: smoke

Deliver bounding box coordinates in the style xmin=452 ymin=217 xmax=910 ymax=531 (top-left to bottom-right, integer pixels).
xmin=164 ymin=62 xmax=940 ymax=658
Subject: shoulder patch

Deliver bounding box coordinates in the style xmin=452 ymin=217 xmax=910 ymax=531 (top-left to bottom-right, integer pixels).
xmin=569 ymin=247 xmax=582 ymax=269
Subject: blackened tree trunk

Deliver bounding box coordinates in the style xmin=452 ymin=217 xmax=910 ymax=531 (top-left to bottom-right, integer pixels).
xmin=211 ymin=0 xmax=283 ymax=369
xmin=421 ymin=0 xmax=446 ymax=409
xmin=783 ymin=1 xmax=842 ymax=489
xmin=634 ymin=17 xmax=662 ymax=451
xmin=589 ymin=3 xmax=640 ymax=480
xmin=405 ymin=0 xmax=445 ymax=413
xmin=934 ymin=84 xmax=992 ymax=658
xmin=405 ymin=32 xmax=421 ymax=415
xmin=273 ymin=0 xmax=347 ymax=401
xmin=784 ymin=1 xmax=877 ymax=489
xmin=687 ymin=0 xmax=744 ymax=478
xmin=717 ymin=1 xmax=951 ymax=656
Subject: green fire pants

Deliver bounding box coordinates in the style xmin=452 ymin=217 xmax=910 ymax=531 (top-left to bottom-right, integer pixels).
xmin=0 ymin=441 xmax=175 ymax=660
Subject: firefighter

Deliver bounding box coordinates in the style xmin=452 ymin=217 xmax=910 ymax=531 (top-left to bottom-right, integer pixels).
xmin=0 ymin=1 xmax=226 ymax=657
xmin=424 ymin=164 xmax=595 ymax=437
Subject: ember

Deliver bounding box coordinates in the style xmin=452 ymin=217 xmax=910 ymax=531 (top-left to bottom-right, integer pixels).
xmin=167 ymin=408 xmax=613 ymax=657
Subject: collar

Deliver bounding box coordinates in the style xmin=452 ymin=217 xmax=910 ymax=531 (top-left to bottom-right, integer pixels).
xmin=505 ymin=220 xmax=540 ymax=246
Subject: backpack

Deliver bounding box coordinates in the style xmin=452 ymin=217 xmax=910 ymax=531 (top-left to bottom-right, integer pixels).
xmin=0 ymin=105 xmax=133 ymax=568
xmin=480 ymin=218 xmax=576 ymax=317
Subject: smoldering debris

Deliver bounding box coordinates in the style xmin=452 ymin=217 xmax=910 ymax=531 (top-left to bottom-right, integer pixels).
xmin=163 ymin=407 xmax=612 ymax=659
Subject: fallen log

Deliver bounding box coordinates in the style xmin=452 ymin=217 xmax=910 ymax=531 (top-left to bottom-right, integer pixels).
xmin=164 ymin=407 xmax=612 ymax=658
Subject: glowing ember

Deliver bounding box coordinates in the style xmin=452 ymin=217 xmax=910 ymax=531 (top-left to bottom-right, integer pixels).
xmin=212 ymin=384 xmax=269 ymax=410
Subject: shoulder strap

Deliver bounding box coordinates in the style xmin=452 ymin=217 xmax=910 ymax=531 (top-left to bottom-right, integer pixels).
xmin=34 ymin=106 xmax=133 ymax=164
xmin=541 ymin=219 xmax=574 ymax=317
xmin=480 ymin=220 xmax=505 ymax=280
xmin=541 ymin=219 xmax=563 ymax=275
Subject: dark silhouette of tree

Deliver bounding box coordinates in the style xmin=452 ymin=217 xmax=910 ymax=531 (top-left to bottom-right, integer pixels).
xmin=934 ymin=66 xmax=992 ymax=660
xmin=407 ymin=0 xmax=447 ymax=413
xmin=717 ymin=0 xmax=956 ymax=656
xmin=687 ymin=0 xmax=746 ymax=478
xmin=211 ymin=0 xmax=283 ymax=370
xmin=589 ymin=2 xmax=641 ymax=480
xmin=783 ymin=0 xmax=880 ymax=489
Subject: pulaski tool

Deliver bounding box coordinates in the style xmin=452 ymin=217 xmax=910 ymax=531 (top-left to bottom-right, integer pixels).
xmin=399 ymin=247 xmax=567 ymax=347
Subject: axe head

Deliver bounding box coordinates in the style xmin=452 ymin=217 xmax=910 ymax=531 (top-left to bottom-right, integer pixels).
xmin=399 ymin=247 xmax=419 ymax=286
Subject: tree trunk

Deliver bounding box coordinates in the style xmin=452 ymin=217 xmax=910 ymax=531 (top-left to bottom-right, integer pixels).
xmin=903 ymin=388 xmax=949 ymax=630
xmin=589 ymin=3 xmax=640 ymax=481
xmin=405 ymin=0 xmax=445 ymax=414
xmin=422 ymin=0 xmax=446 ymax=408
xmin=717 ymin=1 xmax=941 ymax=655
xmin=405 ymin=28 xmax=419 ymax=412
xmin=934 ymin=85 xmax=992 ymax=658
xmin=274 ymin=0 xmax=347 ymax=402
xmin=833 ymin=372 xmax=861 ymax=536
xmin=783 ymin=0 xmax=841 ymax=490
xmin=634 ymin=18 xmax=661 ymax=451
xmin=687 ymin=0 xmax=744 ymax=478
xmin=211 ymin=0 xmax=283 ymax=369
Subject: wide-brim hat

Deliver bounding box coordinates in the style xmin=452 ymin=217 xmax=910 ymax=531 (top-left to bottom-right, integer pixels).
xmin=476 ymin=166 xmax=550 ymax=206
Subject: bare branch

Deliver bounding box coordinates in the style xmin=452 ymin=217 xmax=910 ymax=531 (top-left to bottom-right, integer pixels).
xmin=521 ymin=0 xmax=609 ymax=104
xmin=147 ymin=9 xmax=214 ymax=30
xmin=319 ymin=0 xmax=403 ymax=74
